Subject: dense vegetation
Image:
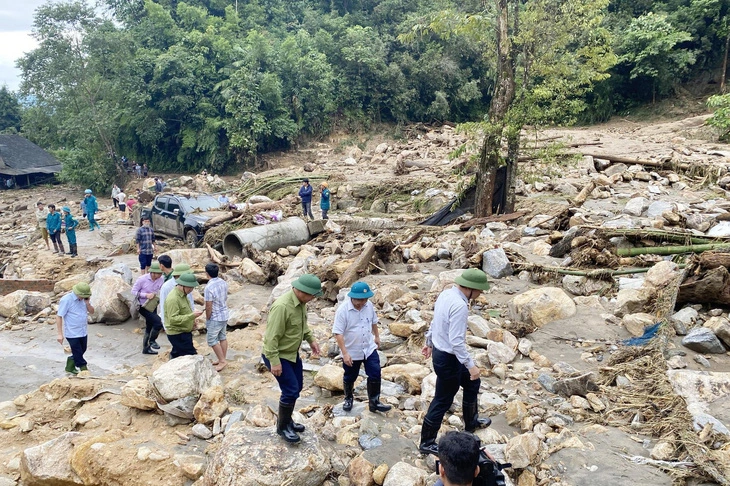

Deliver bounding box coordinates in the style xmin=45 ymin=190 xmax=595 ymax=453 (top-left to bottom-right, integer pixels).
xmin=1 ymin=0 xmax=729 ymax=190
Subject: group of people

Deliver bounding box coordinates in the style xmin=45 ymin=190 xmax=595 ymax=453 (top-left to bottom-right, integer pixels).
xmin=262 ymin=267 xmax=493 ymax=459
xmin=298 ymin=178 xmax=330 ymax=220
xmin=34 ymin=189 xmax=104 ymax=257
xmin=112 ymin=185 xmax=141 ymax=218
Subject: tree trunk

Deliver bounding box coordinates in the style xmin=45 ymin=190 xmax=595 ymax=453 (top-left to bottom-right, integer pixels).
xmin=474 ymin=126 xmax=500 ymax=217
xmin=504 ymin=125 xmax=520 ymax=213
xmin=722 ymin=30 xmax=730 ymax=93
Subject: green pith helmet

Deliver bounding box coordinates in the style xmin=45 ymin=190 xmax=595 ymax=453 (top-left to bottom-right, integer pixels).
xmin=172 ymin=263 xmax=191 ymax=277
xmin=72 ymin=282 xmax=92 ymax=298
xmin=292 ymin=274 xmax=323 ymax=296
xmin=454 ymin=268 xmax=490 ymax=291
xmin=148 ymin=262 xmax=163 ymax=274
xmin=175 ymin=272 xmax=198 ymax=288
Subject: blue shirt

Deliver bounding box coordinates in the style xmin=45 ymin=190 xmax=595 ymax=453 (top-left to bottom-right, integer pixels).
xmin=425 ymin=286 xmax=475 ymax=369
xmin=332 ymin=299 xmax=379 ymax=360
xmin=63 ymin=214 xmax=78 ymax=232
xmin=299 ymin=184 xmax=313 ymax=203
xmin=46 ymin=211 xmax=61 ymax=233
xmin=58 ymin=293 xmax=89 ymax=338
xmin=320 ymin=188 xmax=331 ymax=210
xmin=85 ymin=195 xmax=98 ymax=213
xmin=135 ymin=225 xmax=155 ymax=254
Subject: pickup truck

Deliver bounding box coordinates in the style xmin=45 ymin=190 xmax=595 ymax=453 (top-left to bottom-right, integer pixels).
xmin=138 ymin=194 xmax=227 ymax=247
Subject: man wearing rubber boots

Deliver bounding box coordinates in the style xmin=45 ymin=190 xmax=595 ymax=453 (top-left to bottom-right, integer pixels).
xmin=57 ymin=283 xmax=94 ymax=374
xmin=419 ymin=268 xmax=493 ymax=456
xmin=262 ymin=274 xmax=322 ymax=443
xmin=333 ymin=281 xmax=391 ymax=414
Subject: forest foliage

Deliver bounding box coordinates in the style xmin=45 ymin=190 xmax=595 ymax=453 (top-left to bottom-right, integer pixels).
xmin=4 ymin=0 xmax=730 ymax=190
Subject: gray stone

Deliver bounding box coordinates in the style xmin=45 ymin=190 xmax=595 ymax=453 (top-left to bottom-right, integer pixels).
xmin=647 ymin=201 xmax=675 ymax=219
xmin=553 ymin=373 xmax=598 ymax=397
xmin=537 ymin=374 xmax=556 ymax=393
xmin=383 ymin=462 xmax=428 ymax=486
xmin=685 ymin=214 xmax=711 ymax=232
xmin=482 ymin=248 xmax=513 ymax=279
xmin=20 ymin=432 xmax=84 ymax=485
xmin=706 ymin=221 xmax=730 ymax=238
xmin=671 ymin=307 xmax=698 ymax=329
xmin=467 ymin=315 xmax=491 ymax=339
xmin=704 ymin=316 xmax=730 ymax=347
xmin=437 ymin=248 xmax=451 ymax=260
xmin=604 ymin=163 xmax=628 ymax=177
xmin=681 ymin=328 xmax=726 ymax=354
xmin=224 ymin=411 xmax=244 ymax=434
xmin=358 ymin=435 xmax=382 ymax=450
xmin=192 ymin=423 xmax=213 ymax=440
xmin=623 ymin=197 xmax=647 ymax=216
xmin=693 ymin=355 xmax=711 ymax=368
xmin=508 ymin=287 xmax=576 ymax=327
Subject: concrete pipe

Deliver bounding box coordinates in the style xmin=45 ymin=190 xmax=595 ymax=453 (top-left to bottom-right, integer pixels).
xmin=222 ymin=217 xmax=310 ymax=258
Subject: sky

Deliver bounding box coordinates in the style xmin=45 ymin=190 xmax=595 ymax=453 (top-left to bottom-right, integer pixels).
xmin=0 ymin=0 xmax=50 ymax=92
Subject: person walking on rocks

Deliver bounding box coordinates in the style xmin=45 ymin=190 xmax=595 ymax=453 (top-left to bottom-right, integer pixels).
xmin=132 ymin=262 xmax=165 ymax=354
xmin=298 ymin=178 xmax=314 ymax=220
xmin=116 ymin=189 xmax=127 ymax=215
xmin=262 ymin=274 xmax=323 ymax=443
xmin=57 ymin=283 xmax=94 ymax=374
xmin=61 ymin=206 xmax=79 ymax=257
xmin=164 ymin=272 xmax=203 ymax=358
xmin=319 ymin=182 xmax=330 ymax=220
xmin=111 ymin=184 xmax=120 ymax=209
xmin=35 ymin=201 xmax=50 ymax=250
xmin=419 ymin=268 xmax=493 ymax=456
xmin=204 ymin=263 xmax=229 ymax=371
xmin=46 ymin=204 xmax=64 ymax=254
xmin=333 ymin=281 xmax=391 ymax=414
xmin=84 ymin=189 xmax=101 ymax=231
xmin=136 ymin=216 xmax=155 ymax=273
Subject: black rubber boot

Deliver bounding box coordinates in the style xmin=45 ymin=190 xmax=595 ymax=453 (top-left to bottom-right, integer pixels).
xmin=343 ymin=380 xmax=354 ymax=412
xmin=58 ymin=240 xmax=65 ymax=254
xmin=65 ymin=356 xmax=78 ymax=375
xmin=291 ymin=421 xmax=305 ymax=433
xmin=277 ymin=401 xmax=301 ymax=443
xmin=142 ymin=330 xmax=157 ymax=355
xmin=149 ymin=328 xmax=161 ymax=350
xmin=463 ymin=401 xmax=491 ymax=432
xmin=71 ymin=243 xmax=78 ymax=257
xmin=419 ymin=419 xmax=440 ymax=456
xmin=367 ymin=379 xmax=391 ymax=412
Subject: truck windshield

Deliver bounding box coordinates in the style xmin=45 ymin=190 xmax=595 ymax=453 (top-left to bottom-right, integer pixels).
xmin=180 ymin=195 xmax=220 ymax=212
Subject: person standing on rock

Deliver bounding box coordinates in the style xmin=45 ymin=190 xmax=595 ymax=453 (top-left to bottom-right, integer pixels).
xmin=333 ymin=281 xmax=391 ymax=414
xmin=159 ymin=263 xmax=193 ymax=332
xmin=84 ymin=189 xmax=101 ymax=231
xmin=111 ymin=184 xmax=120 ymax=209
xmin=132 ymin=261 xmax=165 ymax=355
xmin=164 ymin=272 xmax=203 ymax=358
xmin=35 ymin=201 xmax=50 ymax=250
xmin=61 ymin=206 xmax=79 ymax=257
xmin=419 ymin=268 xmax=493 ymax=456
xmin=116 ymin=189 xmax=127 ymax=215
xmin=204 ymin=263 xmax=229 ymax=371
xmin=46 ymin=204 xmax=64 ymax=254
xmin=298 ymin=178 xmax=314 ymax=220
xmin=262 ymin=274 xmax=323 ymax=443
xmin=135 ymin=216 xmax=155 ymax=273
xmin=319 ymin=182 xmax=330 ymax=220
xmin=57 ymin=282 xmax=94 ymax=374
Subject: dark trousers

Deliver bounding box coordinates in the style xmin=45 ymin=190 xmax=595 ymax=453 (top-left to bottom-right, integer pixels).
xmin=113 ymin=198 xmax=118 ymax=208
xmin=139 ymin=308 xmax=162 ymax=334
xmin=343 ymin=350 xmax=381 ymax=383
xmin=67 ymin=336 xmax=88 ymax=367
xmin=301 ymin=202 xmax=314 ymax=219
xmin=424 ymin=348 xmax=480 ymax=426
xmin=262 ymin=354 xmax=303 ymax=404
xmin=168 ymin=332 xmax=196 ymax=359
xmin=50 ymin=231 xmax=63 ymax=246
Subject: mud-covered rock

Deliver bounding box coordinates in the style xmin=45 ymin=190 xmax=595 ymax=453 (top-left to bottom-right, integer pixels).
xmin=151 ymin=355 xmax=222 ymax=401
xmin=508 ymin=287 xmax=576 ymax=327
xmin=120 ymin=378 xmax=157 ymax=411
xmin=21 ymin=432 xmax=85 ymax=485
xmin=194 ymin=385 xmax=228 ymax=424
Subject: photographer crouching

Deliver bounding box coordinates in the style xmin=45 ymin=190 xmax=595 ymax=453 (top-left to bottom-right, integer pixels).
xmin=435 ymin=432 xmax=509 ymax=486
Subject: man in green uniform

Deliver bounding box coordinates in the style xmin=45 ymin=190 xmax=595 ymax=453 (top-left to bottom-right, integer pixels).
xmin=262 ymin=274 xmax=323 ymax=443
xmin=164 ymin=272 xmax=203 ymax=358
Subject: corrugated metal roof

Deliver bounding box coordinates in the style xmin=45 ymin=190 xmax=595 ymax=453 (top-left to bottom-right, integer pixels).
xmin=0 ymin=134 xmax=61 ymax=177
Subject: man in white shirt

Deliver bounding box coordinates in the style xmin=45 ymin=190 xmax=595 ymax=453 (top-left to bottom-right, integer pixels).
xmin=116 ymin=191 xmax=127 ymax=214
xmin=419 ymin=268 xmax=492 ymax=456
xmin=204 ymin=263 xmax=229 ymax=371
xmin=333 ymin=281 xmax=391 ymax=413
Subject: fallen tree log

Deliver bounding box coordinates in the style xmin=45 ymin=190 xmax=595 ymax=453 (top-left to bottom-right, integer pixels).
xmin=571 ymin=181 xmax=596 ymax=207
xmin=677 ymin=266 xmax=730 ymax=305
xmin=582 ymin=153 xmax=681 ymax=169
xmin=328 ymin=242 xmax=376 ymax=300
xmin=458 ymin=211 xmax=528 ymax=230
xmin=699 ymin=251 xmax=730 ymax=269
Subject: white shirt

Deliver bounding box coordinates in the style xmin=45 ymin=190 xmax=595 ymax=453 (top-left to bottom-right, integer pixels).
xmin=425 ymin=286 xmax=475 ymax=369
xmin=332 ymin=299 xmax=379 ymax=360
xmin=204 ymin=277 xmax=229 ymax=321
xmin=159 ymin=278 xmax=194 ymax=330
xmin=57 ymin=293 xmax=88 ymax=338
xmin=116 ymin=192 xmax=127 ymax=204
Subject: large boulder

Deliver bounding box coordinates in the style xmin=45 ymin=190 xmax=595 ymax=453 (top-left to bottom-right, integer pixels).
xmin=508 ymin=288 xmax=576 ymax=328
xmin=202 ymin=425 xmax=330 ymax=485
xmin=704 ymin=317 xmax=730 ymax=348
xmin=89 ymin=265 xmax=132 ymax=323
xmin=54 ymin=274 xmax=92 ymax=295
xmin=681 ymin=328 xmax=726 ymax=354
xmin=622 ymin=313 xmax=655 ymax=337
xmin=21 ymin=432 xmax=85 ymax=485
xmin=505 ymin=432 xmax=542 ymax=469
xmin=615 ymin=288 xmax=652 ymax=317
xmin=227 ymin=305 xmax=262 ymax=328
xmin=120 ymin=378 xmax=157 ymax=411
xmin=644 ymin=261 xmax=679 ymax=288
xmin=313 ymin=364 xmax=345 ymax=391
xmin=381 ymin=364 xmax=431 ymax=394
xmin=160 ymin=249 xmax=212 ymax=272
xmin=482 ymin=248 xmax=513 ymax=279
xmin=151 ymin=355 xmax=222 ymax=402
xmin=267 ymin=247 xmax=316 ymax=305
xmin=0 ymin=290 xmax=51 ymax=318
xmin=239 ymin=258 xmax=267 ymax=285
xmin=382 ymin=461 xmax=427 ymax=486
xmin=429 ymin=270 xmax=462 ymax=293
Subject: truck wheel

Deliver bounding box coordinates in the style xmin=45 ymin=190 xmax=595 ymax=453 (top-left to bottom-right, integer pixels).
xmin=185 ymin=229 xmax=198 ymax=248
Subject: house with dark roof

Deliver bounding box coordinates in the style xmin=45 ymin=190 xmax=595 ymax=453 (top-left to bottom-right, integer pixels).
xmin=0 ymin=134 xmax=61 ymax=187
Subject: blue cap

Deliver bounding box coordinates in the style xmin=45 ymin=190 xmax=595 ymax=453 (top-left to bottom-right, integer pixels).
xmin=348 ymin=281 xmax=374 ymax=299
xmin=61 ymin=206 xmax=71 ymax=213
xmin=84 ymin=189 xmax=92 ymax=194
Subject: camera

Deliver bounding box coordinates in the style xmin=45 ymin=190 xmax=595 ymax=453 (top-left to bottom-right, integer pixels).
xmin=435 ymin=442 xmax=511 ymax=486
